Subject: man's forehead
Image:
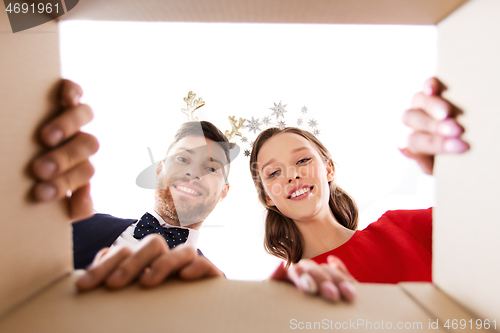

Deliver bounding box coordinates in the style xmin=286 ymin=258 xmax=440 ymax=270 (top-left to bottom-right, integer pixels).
xmin=168 ymin=136 xmax=227 ymax=161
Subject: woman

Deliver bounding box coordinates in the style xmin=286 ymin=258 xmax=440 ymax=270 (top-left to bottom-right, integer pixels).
xmin=250 ymin=127 xmax=432 ymax=284
xmin=249 ymin=79 xmax=469 ymax=285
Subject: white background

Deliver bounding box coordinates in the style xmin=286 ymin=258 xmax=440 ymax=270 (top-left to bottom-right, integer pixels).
xmin=60 ymin=21 xmax=437 ymax=280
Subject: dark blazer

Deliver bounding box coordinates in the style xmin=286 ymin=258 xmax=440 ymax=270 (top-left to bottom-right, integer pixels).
xmin=72 ymin=214 xmax=136 ymax=269
xmin=72 ymin=213 xmax=204 ymax=269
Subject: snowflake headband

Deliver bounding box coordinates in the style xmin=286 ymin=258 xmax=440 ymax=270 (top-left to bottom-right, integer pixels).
xmin=182 ymin=92 xmax=321 ymax=157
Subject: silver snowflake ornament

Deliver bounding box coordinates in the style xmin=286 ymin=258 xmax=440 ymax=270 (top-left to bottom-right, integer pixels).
xmin=270 ymin=101 xmax=287 ymax=119
xmin=301 ymin=106 xmax=308 ymax=114
xmin=297 ymin=118 xmax=303 ymax=126
xmin=313 ymin=129 xmax=321 ymax=136
xmin=262 ymin=116 xmax=272 ymax=126
xmin=246 ymin=117 xmax=261 ymax=134
xmin=241 ymin=136 xmax=248 ymax=143
xmin=308 ymin=119 xmax=318 ymax=128
xmin=243 ymin=150 xmax=251 ymax=157
xmin=277 ymin=120 xmax=286 ymax=130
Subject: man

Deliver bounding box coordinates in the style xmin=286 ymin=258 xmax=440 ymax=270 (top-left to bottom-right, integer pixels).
xmin=31 ymin=78 xmax=468 ymax=302
xmin=72 ymin=121 xmax=231 ymax=270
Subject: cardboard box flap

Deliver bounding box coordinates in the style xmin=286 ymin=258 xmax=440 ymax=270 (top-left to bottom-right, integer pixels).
xmin=62 ymin=0 xmax=468 ymax=25
xmin=0 ymin=273 xmax=449 ymax=333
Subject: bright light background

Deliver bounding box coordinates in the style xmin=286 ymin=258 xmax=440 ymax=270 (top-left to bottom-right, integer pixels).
xmin=60 ymin=21 xmax=437 ymax=280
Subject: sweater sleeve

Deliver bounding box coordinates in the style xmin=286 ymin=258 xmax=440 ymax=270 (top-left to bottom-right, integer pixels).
xmin=384 ymin=208 xmax=433 ymax=254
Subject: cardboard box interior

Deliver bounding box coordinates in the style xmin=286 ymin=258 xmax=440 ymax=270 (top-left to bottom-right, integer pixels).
xmin=1 ymin=0 xmax=498 ymax=331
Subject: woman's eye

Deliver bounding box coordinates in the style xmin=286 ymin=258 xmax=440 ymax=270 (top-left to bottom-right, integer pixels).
xmin=206 ymin=167 xmax=217 ymax=173
xmin=297 ymin=158 xmax=311 ymax=165
xmin=268 ymin=170 xmax=280 ymax=179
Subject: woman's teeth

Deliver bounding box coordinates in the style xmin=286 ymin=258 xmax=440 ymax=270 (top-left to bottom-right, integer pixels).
xmin=290 ymin=187 xmax=311 ymax=198
xmin=177 ymin=186 xmax=199 ymax=195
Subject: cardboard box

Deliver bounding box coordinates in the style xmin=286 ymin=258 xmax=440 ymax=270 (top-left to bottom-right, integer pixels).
xmin=0 ymin=0 xmax=498 ymax=332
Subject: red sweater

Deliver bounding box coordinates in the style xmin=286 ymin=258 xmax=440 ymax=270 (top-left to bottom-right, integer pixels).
xmin=312 ymin=208 xmax=432 ymax=284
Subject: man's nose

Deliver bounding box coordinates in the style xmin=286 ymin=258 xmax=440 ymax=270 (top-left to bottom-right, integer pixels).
xmin=185 ymin=166 xmax=202 ymax=180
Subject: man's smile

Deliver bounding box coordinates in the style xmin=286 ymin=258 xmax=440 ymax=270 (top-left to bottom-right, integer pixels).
xmin=173 ymin=183 xmax=203 ymax=197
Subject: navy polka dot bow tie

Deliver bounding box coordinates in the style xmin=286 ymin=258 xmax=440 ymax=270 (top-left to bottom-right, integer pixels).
xmin=133 ymin=213 xmax=189 ymax=249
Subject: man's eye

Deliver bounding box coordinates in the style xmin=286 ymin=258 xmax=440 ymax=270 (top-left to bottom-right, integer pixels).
xmin=207 ymin=167 xmax=217 ymax=173
xmin=297 ymin=158 xmax=311 ymax=165
xmin=176 ymin=156 xmax=188 ymax=163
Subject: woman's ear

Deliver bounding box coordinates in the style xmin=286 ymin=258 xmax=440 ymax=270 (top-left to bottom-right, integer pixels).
xmin=326 ymin=161 xmax=335 ymax=182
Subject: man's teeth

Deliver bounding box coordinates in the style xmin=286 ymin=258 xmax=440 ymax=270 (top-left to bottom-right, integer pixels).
xmin=177 ymin=186 xmax=199 ymax=195
xmin=290 ymin=187 xmax=311 ymax=198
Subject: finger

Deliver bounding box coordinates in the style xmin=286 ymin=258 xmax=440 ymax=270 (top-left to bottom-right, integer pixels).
xmin=34 ymin=161 xmax=95 ymax=202
xmin=321 ymin=265 xmax=357 ymax=302
xmin=319 ymin=280 xmax=341 ymax=303
xmin=140 ymin=245 xmax=198 ymax=287
xmin=76 ymin=246 xmax=133 ymax=291
xmin=69 ymin=183 xmax=94 ymax=222
xmin=338 ymin=281 xmax=357 ymax=303
xmin=33 ymin=132 xmax=99 ymax=180
xmin=399 ymin=149 xmax=434 ymax=175
xmin=105 ymin=234 xmax=169 ymax=289
xmin=92 ymin=247 xmax=110 ymax=264
xmin=408 ymin=132 xmax=470 ymax=155
xmin=402 ymin=109 xmax=464 ymax=138
xmin=326 ymin=255 xmax=354 ymax=281
xmin=40 ymin=104 xmax=94 ymax=147
xmin=178 ymin=256 xmax=224 ymax=280
xmin=303 ymin=264 xmax=332 ymax=288
xmin=60 ymin=79 xmax=83 ymax=108
xmin=422 ymin=77 xmax=446 ymax=96
xmin=411 ymin=92 xmax=452 ymax=121
xmin=287 ymin=265 xmax=318 ymax=295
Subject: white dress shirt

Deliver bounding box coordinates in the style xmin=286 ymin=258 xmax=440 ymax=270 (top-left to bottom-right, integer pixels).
xmin=110 ymin=209 xmax=200 ymax=249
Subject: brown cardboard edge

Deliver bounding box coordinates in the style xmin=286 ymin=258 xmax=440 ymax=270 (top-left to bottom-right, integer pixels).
xmin=399 ymin=283 xmax=498 ymax=333
xmin=434 ymin=0 xmax=470 ymax=24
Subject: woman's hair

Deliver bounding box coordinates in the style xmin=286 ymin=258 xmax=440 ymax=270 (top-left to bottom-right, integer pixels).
xmin=249 ymin=127 xmax=358 ymax=266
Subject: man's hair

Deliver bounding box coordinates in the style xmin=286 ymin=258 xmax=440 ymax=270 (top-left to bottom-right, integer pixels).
xmin=166 ymin=121 xmax=231 ymax=180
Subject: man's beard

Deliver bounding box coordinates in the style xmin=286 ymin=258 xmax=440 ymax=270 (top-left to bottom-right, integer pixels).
xmin=155 ymin=172 xmax=217 ymax=226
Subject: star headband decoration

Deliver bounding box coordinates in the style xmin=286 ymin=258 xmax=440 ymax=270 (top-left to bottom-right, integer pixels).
xmin=237 ymin=101 xmax=321 ymax=157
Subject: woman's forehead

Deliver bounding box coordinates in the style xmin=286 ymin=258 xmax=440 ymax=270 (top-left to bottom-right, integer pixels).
xmin=258 ymin=133 xmax=316 ymax=164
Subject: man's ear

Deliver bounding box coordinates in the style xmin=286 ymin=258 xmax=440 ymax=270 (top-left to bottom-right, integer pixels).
xmin=218 ymin=184 xmax=230 ymax=203
xmin=265 ymin=194 xmax=276 ymax=207
xmin=156 ymin=160 xmax=164 ymax=176
xmin=326 ymin=161 xmax=335 ymax=182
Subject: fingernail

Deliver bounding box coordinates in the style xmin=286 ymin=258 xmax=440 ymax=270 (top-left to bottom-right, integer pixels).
xmin=107 ymin=268 xmax=125 ymax=284
xmin=35 ymin=183 xmax=57 ymax=201
xmin=339 ymin=281 xmax=356 ymax=302
xmin=77 ymin=273 xmax=94 ymax=289
xmin=436 ymin=106 xmax=448 ymax=121
xmin=72 ymin=94 xmax=79 ymax=106
xmin=321 ymin=282 xmax=340 ymax=303
xmin=142 ymin=267 xmax=152 ymax=279
xmin=444 ymin=139 xmax=469 ymax=153
xmin=47 ymin=128 xmax=64 ymax=146
xmin=423 ymin=85 xmax=434 ymax=96
xmin=35 ymin=159 xmax=57 ymax=178
xmin=299 ymin=273 xmax=318 ymax=295
xmin=438 ymin=120 xmax=462 ymax=137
